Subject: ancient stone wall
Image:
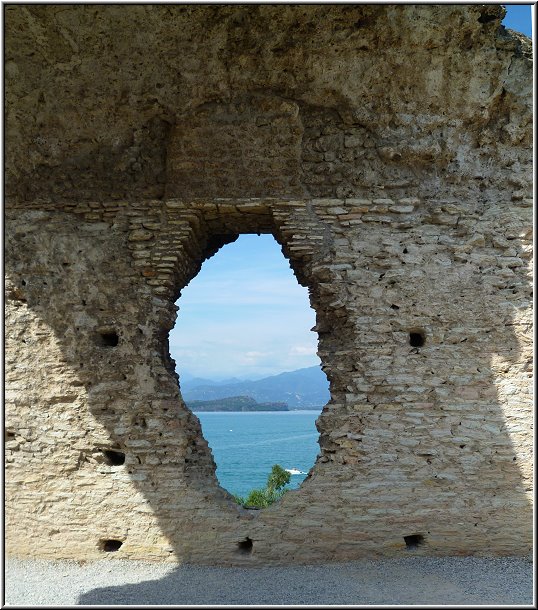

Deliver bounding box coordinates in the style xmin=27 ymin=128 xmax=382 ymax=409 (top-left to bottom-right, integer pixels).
xmin=4 ymin=5 xmax=533 ymax=564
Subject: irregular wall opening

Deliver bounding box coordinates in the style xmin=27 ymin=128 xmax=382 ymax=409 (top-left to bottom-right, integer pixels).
xmin=170 ymin=233 xmax=328 ymax=502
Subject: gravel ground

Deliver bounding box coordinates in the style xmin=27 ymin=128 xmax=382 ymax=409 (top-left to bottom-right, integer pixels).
xmin=4 ymin=556 xmax=534 ymax=606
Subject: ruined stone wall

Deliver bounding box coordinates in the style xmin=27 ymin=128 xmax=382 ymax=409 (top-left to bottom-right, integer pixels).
xmin=4 ymin=5 xmax=533 ymax=564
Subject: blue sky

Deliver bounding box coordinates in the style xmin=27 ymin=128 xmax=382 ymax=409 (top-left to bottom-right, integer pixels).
xmin=170 ymin=234 xmax=318 ymax=380
xmin=502 ymin=4 xmax=533 ymax=37
xmin=170 ymin=5 xmax=532 ymax=381
xmin=503 ymin=4 xmax=532 ymax=38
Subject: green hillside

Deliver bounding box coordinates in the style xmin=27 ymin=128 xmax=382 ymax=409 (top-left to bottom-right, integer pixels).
xmin=187 ymin=395 xmax=288 ymax=412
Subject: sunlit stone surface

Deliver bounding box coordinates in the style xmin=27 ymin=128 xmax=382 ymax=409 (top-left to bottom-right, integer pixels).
xmin=4 ymin=5 xmax=532 ymax=564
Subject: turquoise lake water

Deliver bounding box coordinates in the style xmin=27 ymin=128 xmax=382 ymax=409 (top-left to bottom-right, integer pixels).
xmin=196 ymin=411 xmax=321 ymax=497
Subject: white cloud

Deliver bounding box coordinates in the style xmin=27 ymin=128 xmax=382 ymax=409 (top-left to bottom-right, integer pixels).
xmin=242 ymin=351 xmax=267 ymax=363
xmin=289 ymin=345 xmax=318 ymax=356
xmin=169 ymin=234 xmax=321 ymax=379
xmin=179 ymin=276 xmax=309 ymax=308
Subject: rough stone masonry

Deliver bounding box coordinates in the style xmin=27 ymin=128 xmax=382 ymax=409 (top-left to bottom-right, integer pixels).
xmin=4 ymin=5 xmax=533 ymax=564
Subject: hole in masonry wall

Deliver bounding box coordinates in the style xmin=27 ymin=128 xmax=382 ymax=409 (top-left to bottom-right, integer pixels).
xmin=100 ymin=449 xmax=126 ymax=466
xmin=131 ymin=415 xmax=147 ymax=428
xmin=409 ymin=330 xmax=426 ymax=347
xmin=404 ymin=534 xmax=425 ymax=549
xmin=96 ymin=330 xmax=119 ymax=347
xmin=237 ymin=537 xmax=253 ymax=554
xmin=477 ymin=12 xmax=497 ymax=24
xmin=170 ymin=233 xmax=329 ymax=503
xmin=99 ymin=539 xmax=123 ymax=552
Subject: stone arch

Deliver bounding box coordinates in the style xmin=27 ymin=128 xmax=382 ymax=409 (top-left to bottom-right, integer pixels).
xmin=136 ymin=198 xmax=354 ymax=489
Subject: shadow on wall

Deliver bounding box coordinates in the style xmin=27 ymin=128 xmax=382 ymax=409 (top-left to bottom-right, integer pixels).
xmin=4 ymin=194 xmax=533 ymax=567
xmin=5 ymin=204 xmax=338 ymax=565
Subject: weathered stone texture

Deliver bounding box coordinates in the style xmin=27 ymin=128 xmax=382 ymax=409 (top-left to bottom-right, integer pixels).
xmin=166 ymin=95 xmax=306 ymax=199
xmin=4 ymin=4 xmax=533 ymax=564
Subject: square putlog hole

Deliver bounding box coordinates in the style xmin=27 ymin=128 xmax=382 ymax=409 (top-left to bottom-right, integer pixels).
xmin=95 ymin=330 xmax=119 ymax=347
xmin=98 ymin=539 xmax=123 ymax=552
xmin=237 ymin=537 xmax=253 ymax=554
xmin=100 ymin=449 xmax=126 ymax=466
xmin=404 ymin=534 xmax=425 ymax=550
xmin=409 ymin=330 xmax=425 ymax=348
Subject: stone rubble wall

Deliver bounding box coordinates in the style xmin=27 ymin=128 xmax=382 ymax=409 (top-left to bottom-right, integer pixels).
xmin=5 ymin=5 xmax=532 ymax=203
xmin=4 ymin=4 xmax=533 ymax=564
xmin=5 ymin=193 xmax=532 ymax=564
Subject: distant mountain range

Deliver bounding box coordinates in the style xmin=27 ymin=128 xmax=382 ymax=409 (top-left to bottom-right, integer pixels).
xmin=180 ymin=365 xmax=330 ymax=409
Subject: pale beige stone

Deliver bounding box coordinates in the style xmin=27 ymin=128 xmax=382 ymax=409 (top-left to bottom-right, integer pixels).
xmin=3 ymin=4 xmax=532 ymax=566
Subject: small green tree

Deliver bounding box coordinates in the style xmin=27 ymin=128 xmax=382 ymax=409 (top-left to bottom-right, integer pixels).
xmin=234 ymin=464 xmax=291 ymax=508
xmin=266 ymin=464 xmax=291 ymax=494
